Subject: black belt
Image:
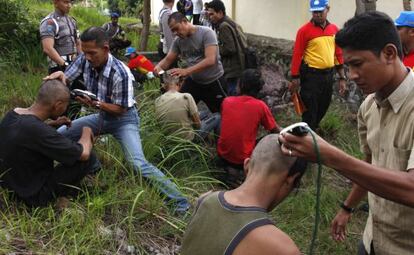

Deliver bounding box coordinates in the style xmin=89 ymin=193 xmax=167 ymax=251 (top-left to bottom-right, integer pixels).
xmin=302 ymin=64 xmax=334 ymax=74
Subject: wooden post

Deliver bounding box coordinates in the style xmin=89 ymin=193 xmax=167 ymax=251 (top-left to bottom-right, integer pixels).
xmin=139 ymin=0 xmax=151 ymax=51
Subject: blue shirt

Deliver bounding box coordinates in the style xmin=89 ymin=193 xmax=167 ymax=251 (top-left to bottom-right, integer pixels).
xmin=65 ymin=53 xmax=136 ymax=108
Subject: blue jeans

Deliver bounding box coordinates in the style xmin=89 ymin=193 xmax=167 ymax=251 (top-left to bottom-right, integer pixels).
xmin=198 ymin=111 xmax=221 ymax=139
xmin=57 ymin=107 xmax=189 ymax=211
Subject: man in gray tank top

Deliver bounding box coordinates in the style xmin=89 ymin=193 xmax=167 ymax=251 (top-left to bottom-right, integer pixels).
xmin=155 ymin=12 xmax=227 ymax=113
xmin=40 ymin=0 xmax=80 ymax=74
xmin=181 ymin=134 xmax=306 ymax=255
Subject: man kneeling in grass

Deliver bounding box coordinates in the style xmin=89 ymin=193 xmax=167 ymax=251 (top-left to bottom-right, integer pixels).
xmin=181 ymin=134 xmax=306 ymax=255
xmin=155 ymin=71 xmax=221 ymax=141
xmin=0 ymin=80 xmax=97 ymax=207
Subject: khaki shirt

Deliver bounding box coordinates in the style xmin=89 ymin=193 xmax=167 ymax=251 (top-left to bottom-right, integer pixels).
xmin=358 ymin=70 xmax=414 ymax=255
xmin=154 ymin=91 xmax=198 ymax=140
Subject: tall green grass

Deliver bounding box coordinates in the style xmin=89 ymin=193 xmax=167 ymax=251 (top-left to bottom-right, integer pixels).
xmin=0 ymin=1 xmax=367 ymax=254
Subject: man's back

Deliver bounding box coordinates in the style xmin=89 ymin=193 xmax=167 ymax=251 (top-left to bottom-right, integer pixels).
xmin=0 ymin=110 xmax=82 ymax=198
xmin=154 ymin=91 xmax=198 ymax=140
xmin=181 ymin=191 xmax=299 ymax=255
xmin=217 ymin=96 xmax=276 ymax=164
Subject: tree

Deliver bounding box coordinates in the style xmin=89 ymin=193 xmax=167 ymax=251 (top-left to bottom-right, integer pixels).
xmin=139 ymin=0 xmax=150 ymax=51
xmin=355 ymin=0 xmax=376 ymax=16
xmin=403 ymin=0 xmax=412 ymax=11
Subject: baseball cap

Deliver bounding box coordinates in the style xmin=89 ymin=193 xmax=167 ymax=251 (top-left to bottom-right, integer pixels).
xmin=309 ymin=0 xmax=329 ymax=12
xmin=125 ymin=47 xmax=136 ymax=57
xmin=395 ymin=11 xmax=414 ymax=28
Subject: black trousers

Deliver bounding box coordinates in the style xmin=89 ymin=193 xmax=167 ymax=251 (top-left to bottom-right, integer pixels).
xmin=193 ymin=14 xmax=201 ymax=25
xmin=358 ymin=240 xmax=375 ymax=255
xmin=18 ymin=152 xmax=98 ymax=207
xmin=300 ymin=67 xmax=334 ymax=130
xmin=181 ymin=75 xmax=227 ymax=113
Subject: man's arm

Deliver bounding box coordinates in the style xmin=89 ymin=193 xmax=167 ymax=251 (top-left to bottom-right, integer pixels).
xmin=170 ymin=45 xmax=218 ymax=77
xmin=331 ymin=155 xmax=369 ymax=242
xmin=336 ymin=65 xmax=347 ymax=96
xmin=78 ymin=127 xmax=94 ymax=161
xmin=218 ymin=25 xmax=237 ymax=57
xmin=290 ymin=28 xmax=306 ymax=92
xmin=191 ymin=113 xmax=201 ymax=129
xmin=155 ymin=51 xmax=179 ymax=74
xmin=279 ymin=132 xmax=414 ymax=207
xmin=233 ymin=225 xmax=300 ymax=255
xmin=41 ymin=38 xmax=66 ymax=66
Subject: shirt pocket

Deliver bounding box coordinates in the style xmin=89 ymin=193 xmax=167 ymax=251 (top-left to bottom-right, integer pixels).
xmin=389 ymin=147 xmax=411 ymax=172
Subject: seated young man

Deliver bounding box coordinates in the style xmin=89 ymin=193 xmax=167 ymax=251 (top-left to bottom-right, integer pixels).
xmin=181 ymin=134 xmax=305 ymax=255
xmin=155 ymin=71 xmax=220 ymax=140
xmin=0 ymin=80 xmax=97 ymax=207
xmin=217 ymin=69 xmax=281 ymax=187
xmin=125 ymin=47 xmax=156 ymax=83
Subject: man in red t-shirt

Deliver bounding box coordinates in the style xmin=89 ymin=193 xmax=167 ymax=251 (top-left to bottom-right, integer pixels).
xmin=125 ymin=47 xmax=155 ymax=83
xmin=217 ymin=69 xmax=281 ymax=187
xmin=395 ymin=11 xmax=414 ymax=70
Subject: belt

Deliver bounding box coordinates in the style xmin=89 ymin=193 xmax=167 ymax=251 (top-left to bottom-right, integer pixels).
xmin=302 ymin=64 xmax=334 ymax=74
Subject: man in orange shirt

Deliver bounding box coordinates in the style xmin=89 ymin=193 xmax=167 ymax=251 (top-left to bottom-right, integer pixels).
xmin=395 ymin=11 xmax=414 ymax=70
xmin=290 ymin=0 xmax=346 ymax=130
xmin=125 ymin=47 xmax=155 ymax=83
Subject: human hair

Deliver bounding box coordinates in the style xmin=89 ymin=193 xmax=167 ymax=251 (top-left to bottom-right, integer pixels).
xmin=249 ymin=134 xmax=308 ymax=189
xmin=335 ymin=11 xmax=403 ymax=59
xmin=168 ymin=11 xmax=188 ymax=25
xmin=80 ymin=26 xmax=109 ymax=47
xmin=163 ymin=0 xmax=174 ymax=3
xmin=207 ymin=0 xmax=226 ymax=15
xmin=163 ymin=71 xmax=181 ymax=87
xmin=37 ymin=79 xmax=70 ymax=105
xmin=238 ymin=69 xmax=265 ymax=97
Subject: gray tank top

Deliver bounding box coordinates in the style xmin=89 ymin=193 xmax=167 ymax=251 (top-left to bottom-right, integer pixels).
xmin=181 ymin=191 xmax=274 ymax=255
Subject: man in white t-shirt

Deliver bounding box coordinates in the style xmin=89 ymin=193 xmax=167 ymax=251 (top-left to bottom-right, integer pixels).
xmin=192 ymin=0 xmax=203 ymax=25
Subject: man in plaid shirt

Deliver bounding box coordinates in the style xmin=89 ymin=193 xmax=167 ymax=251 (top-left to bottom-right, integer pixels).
xmin=46 ymin=27 xmax=189 ymax=213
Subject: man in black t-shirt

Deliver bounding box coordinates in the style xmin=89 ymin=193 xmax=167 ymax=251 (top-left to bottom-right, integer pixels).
xmin=0 ymin=80 xmax=96 ymax=207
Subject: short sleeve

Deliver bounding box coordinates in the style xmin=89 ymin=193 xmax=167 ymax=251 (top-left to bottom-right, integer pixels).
xmin=407 ymin=149 xmax=414 ymax=170
xmin=30 ymin=125 xmax=83 ymax=166
xmin=203 ymin=28 xmax=218 ymax=47
xmin=64 ymin=53 xmax=86 ymax=82
xmin=39 ymin=18 xmax=57 ymax=39
xmin=170 ymin=37 xmax=181 ymax=54
xmin=260 ymin=103 xmax=277 ymax=131
xmin=357 ymin=99 xmax=372 ymax=156
xmin=184 ymin=93 xmax=198 ymax=116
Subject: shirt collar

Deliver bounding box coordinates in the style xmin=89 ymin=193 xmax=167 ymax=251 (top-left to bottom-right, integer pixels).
xmin=374 ymin=69 xmax=414 ymax=113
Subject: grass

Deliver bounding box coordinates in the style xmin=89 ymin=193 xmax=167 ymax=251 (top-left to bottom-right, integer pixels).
xmin=0 ymin=1 xmax=367 ymax=254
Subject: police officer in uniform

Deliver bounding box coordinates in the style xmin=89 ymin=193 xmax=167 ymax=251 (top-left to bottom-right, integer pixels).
xmin=40 ymin=0 xmax=80 ymax=74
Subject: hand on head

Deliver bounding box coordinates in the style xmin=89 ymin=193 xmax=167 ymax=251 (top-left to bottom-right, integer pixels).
xmin=278 ymin=131 xmax=331 ymax=163
xmin=43 ymin=71 xmax=67 ymax=86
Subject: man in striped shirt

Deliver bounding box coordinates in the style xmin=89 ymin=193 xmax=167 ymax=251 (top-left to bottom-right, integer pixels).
xmin=46 ymin=27 xmax=190 ymax=213
xmin=290 ymin=0 xmax=346 ymax=130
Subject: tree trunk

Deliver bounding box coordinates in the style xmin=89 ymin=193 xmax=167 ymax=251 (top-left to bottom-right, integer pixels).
xmin=403 ymin=0 xmax=412 ymax=11
xmin=355 ymin=0 xmax=377 ymax=16
xmin=139 ymin=0 xmax=151 ymax=51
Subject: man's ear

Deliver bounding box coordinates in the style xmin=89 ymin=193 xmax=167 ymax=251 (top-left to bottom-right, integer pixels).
xmin=409 ymin=28 xmax=414 ymax=37
xmin=243 ymin=158 xmax=250 ymax=176
xmin=382 ymin=43 xmax=398 ymax=63
xmin=103 ymin=42 xmax=110 ymax=53
xmin=284 ymin=172 xmax=300 ymax=188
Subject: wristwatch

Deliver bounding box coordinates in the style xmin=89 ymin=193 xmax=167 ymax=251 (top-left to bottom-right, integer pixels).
xmin=95 ymin=101 xmax=101 ymax=109
xmin=61 ymin=61 xmax=69 ymax=68
xmin=338 ymin=76 xmax=347 ymax=80
xmin=340 ymin=202 xmax=355 ymax=213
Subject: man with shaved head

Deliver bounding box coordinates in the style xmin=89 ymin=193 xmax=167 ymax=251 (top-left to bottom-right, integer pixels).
xmin=0 ymin=79 xmax=96 ymax=207
xmin=181 ymin=134 xmax=306 ymax=255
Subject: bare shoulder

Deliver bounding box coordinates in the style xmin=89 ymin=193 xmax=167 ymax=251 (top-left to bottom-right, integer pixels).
xmin=233 ymin=224 xmax=300 ymax=255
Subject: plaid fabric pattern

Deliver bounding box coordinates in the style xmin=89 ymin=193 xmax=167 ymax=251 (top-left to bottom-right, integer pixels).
xmin=65 ymin=53 xmax=135 ymax=108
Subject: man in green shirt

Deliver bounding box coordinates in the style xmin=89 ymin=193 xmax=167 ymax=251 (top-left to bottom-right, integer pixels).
xmin=181 ymin=134 xmax=305 ymax=255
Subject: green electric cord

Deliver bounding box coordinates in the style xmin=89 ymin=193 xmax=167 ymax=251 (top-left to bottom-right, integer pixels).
xmin=308 ymin=129 xmax=323 ymax=255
